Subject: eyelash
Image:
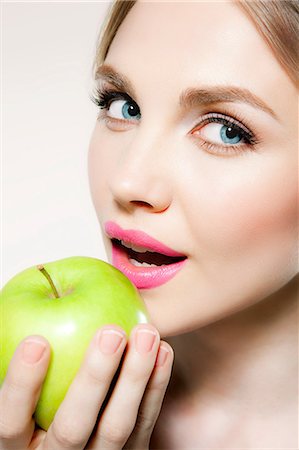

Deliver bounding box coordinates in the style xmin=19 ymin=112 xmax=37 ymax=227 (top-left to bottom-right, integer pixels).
xmin=90 ymin=87 xmax=262 ymax=155
xmin=91 ymin=88 xmax=137 ymax=115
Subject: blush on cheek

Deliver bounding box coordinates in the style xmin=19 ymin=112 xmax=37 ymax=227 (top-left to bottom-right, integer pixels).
xmin=190 ymin=161 xmax=298 ymax=293
xmin=233 ymin=170 xmax=297 ymax=247
xmin=223 ymin=185 xmax=295 ymax=255
xmin=202 ymin=154 xmax=297 ymax=252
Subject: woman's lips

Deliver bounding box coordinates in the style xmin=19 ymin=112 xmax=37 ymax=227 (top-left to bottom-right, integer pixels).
xmin=104 ymin=221 xmax=187 ymax=290
xmin=104 ymin=221 xmax=185 ymax=257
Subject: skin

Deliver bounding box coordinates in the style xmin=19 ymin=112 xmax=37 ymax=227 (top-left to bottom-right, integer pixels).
xmin=0 ymin=1 xmax=297 ymax=449
xmin=89 ymin=0 xmax=298 ymax=338
xmin=88 ymin=0 xmax=298 ymax=447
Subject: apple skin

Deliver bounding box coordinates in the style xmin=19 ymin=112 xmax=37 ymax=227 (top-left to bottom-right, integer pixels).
xmin=0 ymin=256 xmax=149 ymax=430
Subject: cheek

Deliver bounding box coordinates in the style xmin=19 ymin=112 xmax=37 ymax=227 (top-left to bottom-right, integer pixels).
xmin=187 ymin=155 xmax=298 ymax=278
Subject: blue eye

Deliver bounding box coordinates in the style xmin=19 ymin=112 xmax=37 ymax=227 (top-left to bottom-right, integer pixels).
xmin=220 ymin=125 xmax=242 ymax=144
xmin=108 ymin=99 xmax=141 ymax=121
xmin=199 ymin=122 xmax=245 ymax=145
xmin=92 ymin=89 xmax=141 ymax=122
xmin=190 ymin=112 xmax=259 ymax=155
xmin=192 ymin=113 xmax=255 ymax=148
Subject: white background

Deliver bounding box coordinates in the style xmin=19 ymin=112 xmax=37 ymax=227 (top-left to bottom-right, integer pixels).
xmin=2 ymin=1 xmax=111 ymax=286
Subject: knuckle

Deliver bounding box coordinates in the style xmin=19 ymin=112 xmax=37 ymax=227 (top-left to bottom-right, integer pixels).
xmin=6 ymin=375 xmax=31 ymax=394
xmin=148 ymin=366 xmax=173 ymax=392
xmin=125 ymin=363 xmax=152 ymax=384
xmin=1 ymin=377 xmax=41 ymax=411
xmin=0 ymin=419 xmax=24 ymax=441
xmin=52 ymin=419 xmax=85 ymax=448
xmin=100 ymin=421 xmax=132 ymax=445
xmin=135 ymin=411 xmax=155 ymax=434
xmin=85 ymin=358 xmax=113 ymax=386
xmin=151 ymin=372 xmax=171 ymax=391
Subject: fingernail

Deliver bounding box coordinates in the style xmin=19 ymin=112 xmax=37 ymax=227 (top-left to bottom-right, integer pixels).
xmin=22 ymin=339 xmax=46 ymax=364
xmin=155 ymin=346 xmax=169 ymax=367
xmin=98 ymin=329 xmax=125 ymax=354
xmin=135 ymin=328 xmax=157 ymax=354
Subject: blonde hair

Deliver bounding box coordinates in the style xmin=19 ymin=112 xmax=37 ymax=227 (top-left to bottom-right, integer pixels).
xmin=93 ymin=1 xmax=135 ymax=72
xmin=93 ymin=0 xmax=299 ymax=87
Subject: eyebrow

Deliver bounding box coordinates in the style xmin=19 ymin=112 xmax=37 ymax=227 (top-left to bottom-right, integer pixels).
xmin=96 ymin=64 xmax=137 ymax=98
xmin=96 ymin=64 xmax=278 ymax=121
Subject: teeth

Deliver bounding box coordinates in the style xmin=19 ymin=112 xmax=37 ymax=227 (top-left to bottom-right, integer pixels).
xmin=121 ymin=240 xmax=149 ymax=253
xmin=129 ymin=258 xmax=164 ymax=267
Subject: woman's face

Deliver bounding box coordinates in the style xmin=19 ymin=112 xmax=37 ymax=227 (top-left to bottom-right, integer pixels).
xmin=88 ymin=1 xmax=298 ymax=337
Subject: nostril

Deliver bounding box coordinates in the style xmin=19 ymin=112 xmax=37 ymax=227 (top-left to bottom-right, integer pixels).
xmin=130 ymin=200 xmax=170 ymax=213
xmin=131 ymin=200 xmax=153 ymax=208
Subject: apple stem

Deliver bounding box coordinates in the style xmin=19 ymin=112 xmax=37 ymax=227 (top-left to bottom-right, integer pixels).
xmin=37 ymin=264 xmax=60 ymax=298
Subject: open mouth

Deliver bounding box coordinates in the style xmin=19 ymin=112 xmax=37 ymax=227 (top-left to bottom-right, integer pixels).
xmin=104 ymin=221 xmax=187 ymax=289
xmin=112 ymin=239 xmax=187 ymax=267
xmin=110 ymin=238 xmax=187 ymax=290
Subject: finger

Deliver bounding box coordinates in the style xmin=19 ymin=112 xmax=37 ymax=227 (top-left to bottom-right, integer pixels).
xmin=44 ymin=325 xmax=127 ymax=450
xmin=0 ymin=336 xmax=50 ymax=450
xmin=90 ymin=324 xmax=160 ymax=450
xmin=124 ymin=341 xmax=174 ymax=449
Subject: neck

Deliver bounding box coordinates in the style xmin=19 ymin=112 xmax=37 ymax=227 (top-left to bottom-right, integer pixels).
xmin=167 ymin=274 xmax=298 ymax=414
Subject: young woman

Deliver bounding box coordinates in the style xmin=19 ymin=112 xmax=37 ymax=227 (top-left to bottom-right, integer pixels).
xmin=1 ymin=0 xmax=298 ymax=448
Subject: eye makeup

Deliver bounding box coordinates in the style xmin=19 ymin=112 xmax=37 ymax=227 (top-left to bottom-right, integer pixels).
xmin=90 ymin=86 xmax=263 ymax=156
xmin=189 ymin=109 xmax=262 ymax=156
xmin=92 ymin=87 xmax=137 ymax=111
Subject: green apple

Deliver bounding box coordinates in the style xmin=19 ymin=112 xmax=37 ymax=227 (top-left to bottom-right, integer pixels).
xmin=0 ymin=256 xmax=149 ymax=430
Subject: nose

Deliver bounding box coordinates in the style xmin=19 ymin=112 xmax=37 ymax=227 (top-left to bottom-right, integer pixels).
xmin=108 ymin=135 xmax=173 ymax=214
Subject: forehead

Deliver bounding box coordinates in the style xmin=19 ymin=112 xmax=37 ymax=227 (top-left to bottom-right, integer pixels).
xmin=105 ymin=1 xmax=291 ymax=107
xmin=105 ymin=2 xmax=275 ymax=85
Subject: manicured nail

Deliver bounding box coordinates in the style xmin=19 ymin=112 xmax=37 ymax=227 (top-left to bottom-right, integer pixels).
xmin=22 ymin=339 xmax=46 ymax=364
xmin=98 ymin=329 xmax=125 ymax=354
xmin=155 ymin=345 xmax=169 ymax=367
xmin=135 ymin=328 xmax=157 ymax=354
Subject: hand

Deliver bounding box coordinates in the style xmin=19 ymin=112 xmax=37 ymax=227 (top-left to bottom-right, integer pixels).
xmin=0 ymin=323 xmax=173 ymax=450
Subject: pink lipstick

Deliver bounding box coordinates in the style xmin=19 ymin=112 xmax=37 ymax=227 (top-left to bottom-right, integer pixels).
xmin=104 ymin=221 xmax=187 ymax=290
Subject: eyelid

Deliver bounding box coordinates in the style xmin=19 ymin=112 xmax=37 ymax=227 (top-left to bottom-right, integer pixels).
xmin=188 ymin=109 xmax=263 ymax=156
xmin=103 ymin=116 xmax=138 ymax=131
xmin=99 ymin=79 xmax=137 ymax=98
xmin=191 ymin=112 xmax=256 ymax=145
xmin=198 ymin=112 xmax=252 ymax=135
xmin=99 ymin=89 xmax=136 ymax=107
xmin=93 ymin=86 xmax=255 ymax=133
xmin=91 ymin=88 xmax=263 ymax=149
xmin=192 ymin=108 xmax=262 ymax=144
xmin=92 ymin=87 xmax=141 ymax=127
